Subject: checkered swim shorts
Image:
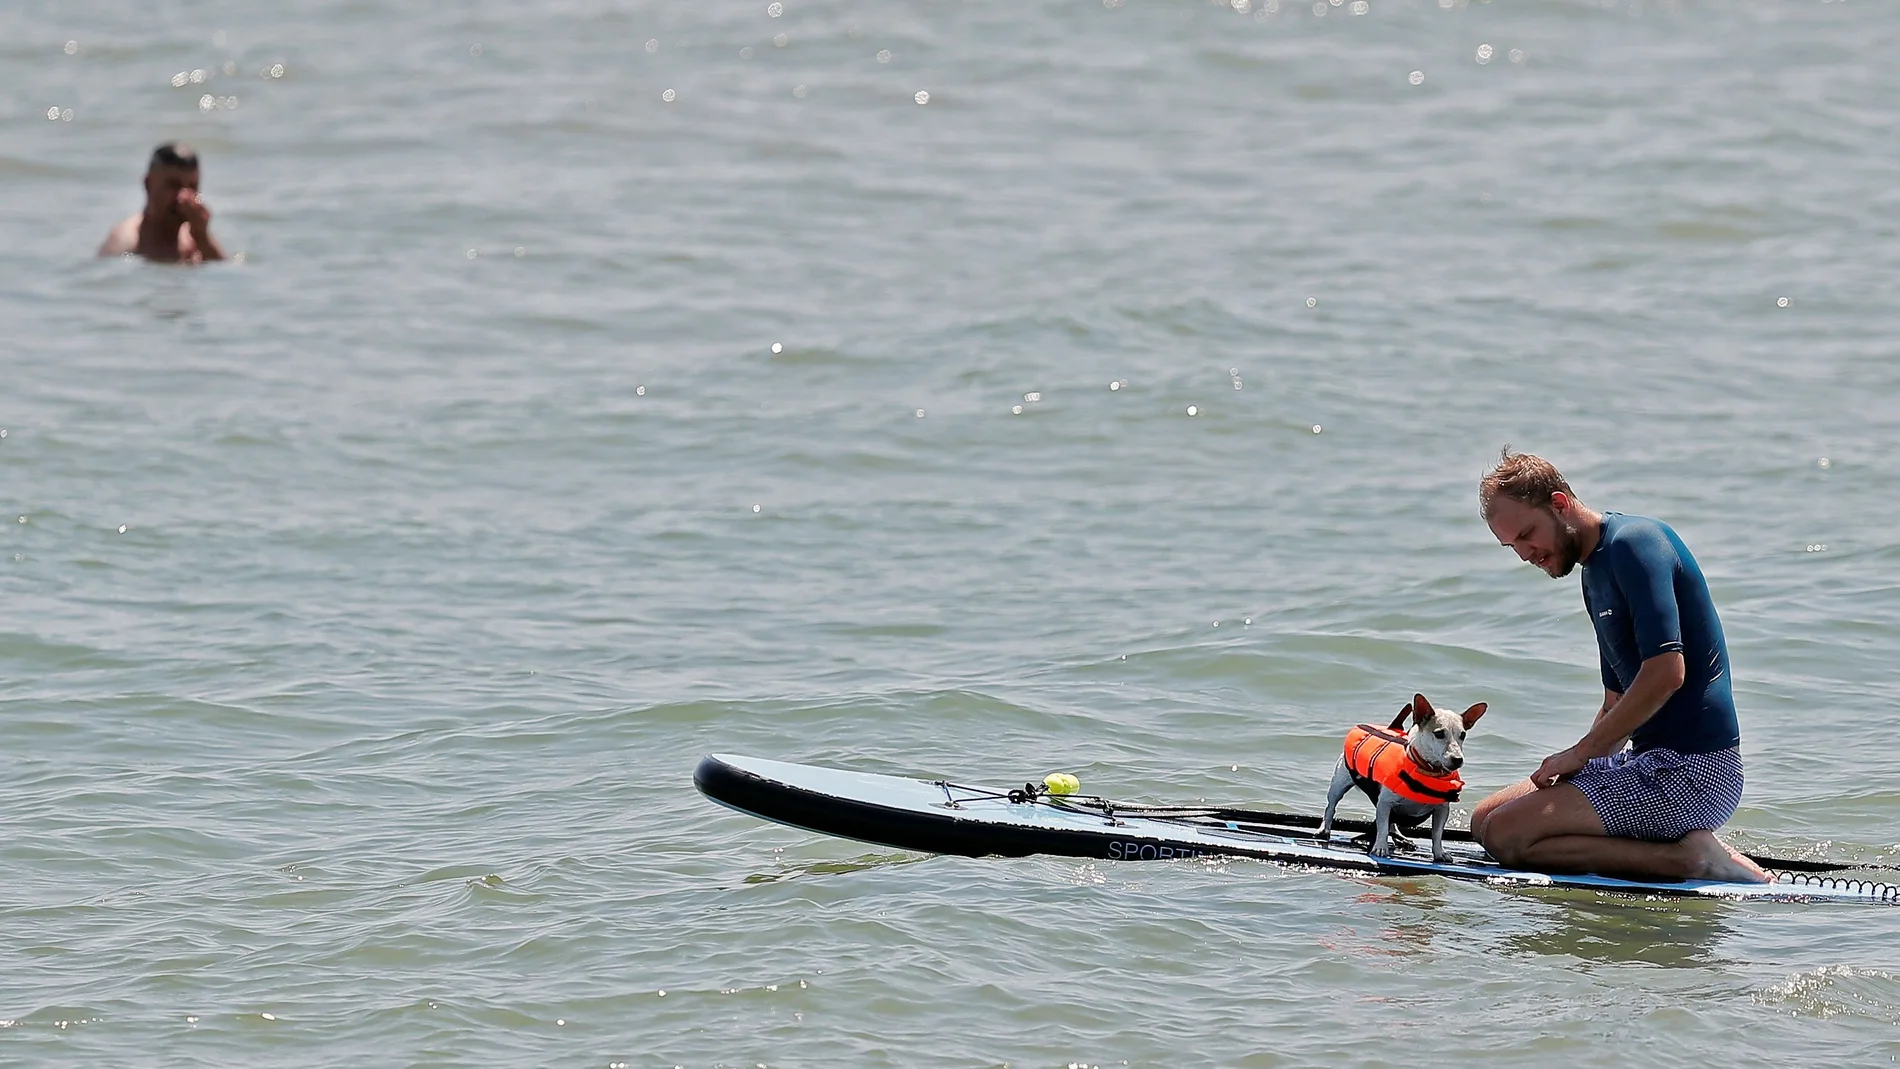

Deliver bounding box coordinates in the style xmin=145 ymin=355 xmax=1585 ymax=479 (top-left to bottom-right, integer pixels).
xmin=1570 ymin=746 xmax=1744 ymax=841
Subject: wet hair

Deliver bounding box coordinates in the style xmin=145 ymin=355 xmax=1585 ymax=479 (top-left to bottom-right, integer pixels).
xmin=1478 ymin=447 xmax=1574 ymax=520
xmin=148 ymin=142 xmax=200 ymax=171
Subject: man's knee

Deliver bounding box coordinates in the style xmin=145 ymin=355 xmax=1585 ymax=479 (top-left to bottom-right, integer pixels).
xmin=1468 ymin=779 xmax=1538 ymax=845
xmin=1469 ymin=809 xmax=1492 ymax=842
xmin=1477 ymin=807 xmax=1536 ymax=866
xmin=1469 ymin=796 xmax=1506 ymax=841
xmin=1478 ymin=825 xmax=1519 ymax=866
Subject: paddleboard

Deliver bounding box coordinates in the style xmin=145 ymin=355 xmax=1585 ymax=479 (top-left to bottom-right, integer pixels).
xmin=695 ymin=753 xmax=1900 ymax=905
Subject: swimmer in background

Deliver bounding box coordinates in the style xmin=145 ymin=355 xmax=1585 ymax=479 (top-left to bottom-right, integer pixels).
xmin=98 ymin=142 xmax=225 ymax=263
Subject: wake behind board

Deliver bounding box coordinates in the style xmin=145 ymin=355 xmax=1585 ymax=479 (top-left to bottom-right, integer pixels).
xmin=695 ymin=753 xmax=1900 ymax=905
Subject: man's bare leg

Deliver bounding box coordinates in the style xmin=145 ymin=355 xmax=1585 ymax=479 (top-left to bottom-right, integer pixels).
xmin=1469 ymin=777 xmax=1540 ymax=840
xmin=1479 ymin=782 xmax=1768 ymax=883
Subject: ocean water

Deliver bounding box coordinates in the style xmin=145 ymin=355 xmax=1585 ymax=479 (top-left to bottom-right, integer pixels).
xmin=6 ymin=0 xmax=1900 ymax=1064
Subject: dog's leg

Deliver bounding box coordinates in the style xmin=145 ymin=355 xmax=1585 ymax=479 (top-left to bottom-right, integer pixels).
xmin=1430 ymin=804 xmax=1451 ymax=862
xmin=1371 ymin=789 xmax=1397 ymax=857
xmin=1318 ymin=761 xmax=1354 ymax=841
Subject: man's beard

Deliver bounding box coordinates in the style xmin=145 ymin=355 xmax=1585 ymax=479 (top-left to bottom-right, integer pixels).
xmin=1548 ymin=516 xmax=1584 ymax=578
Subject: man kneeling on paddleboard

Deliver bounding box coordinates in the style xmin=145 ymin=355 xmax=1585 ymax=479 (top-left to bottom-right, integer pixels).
xmin=1468 ymin=450 xmax=1768 ymax=884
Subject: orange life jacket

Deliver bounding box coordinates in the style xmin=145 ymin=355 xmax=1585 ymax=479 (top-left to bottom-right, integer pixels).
xmin=1343 ymin=720 xmax=1463 ymax=806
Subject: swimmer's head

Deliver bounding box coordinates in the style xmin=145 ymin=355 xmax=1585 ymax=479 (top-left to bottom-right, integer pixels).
xmin=148 ymin=142 xmax=200 ymax=173
xmin=144 ymin=142 xmax=201 ymax=213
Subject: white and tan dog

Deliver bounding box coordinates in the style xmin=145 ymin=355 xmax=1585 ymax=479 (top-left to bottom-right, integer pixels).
xmin=1316 ymin=694 xmax=1487 ymax=862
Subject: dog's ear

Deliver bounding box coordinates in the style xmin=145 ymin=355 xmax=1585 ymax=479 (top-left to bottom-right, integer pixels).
xmin=1389 ymin=701 xmax=1414 ymax=730
xmin=1461 ymin=702 xmax=1488 ymax=729
xmin=1411 ymin=693 xmax=1435 ymax=725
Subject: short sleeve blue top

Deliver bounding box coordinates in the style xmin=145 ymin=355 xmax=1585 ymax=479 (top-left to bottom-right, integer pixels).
xmin=1579 ymin=513 xmax=1740 ymax=755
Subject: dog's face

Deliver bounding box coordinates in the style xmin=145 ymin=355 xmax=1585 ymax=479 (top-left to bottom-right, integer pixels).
xmin=1403 ymin=693 xmax=1487 ymax=771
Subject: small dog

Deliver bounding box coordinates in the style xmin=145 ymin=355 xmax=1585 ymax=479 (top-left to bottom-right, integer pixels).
xmin=1316 ymin=693 xmax=1487 ymax=862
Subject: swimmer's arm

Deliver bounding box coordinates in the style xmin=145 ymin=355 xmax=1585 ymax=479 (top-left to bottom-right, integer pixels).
xmin=190 ymin=223 xmax=225 ymax=261
xmin=98 ymin=216 xmax=138 ymax=257
xmin=176 ymin=193 xmax=224 ymax=262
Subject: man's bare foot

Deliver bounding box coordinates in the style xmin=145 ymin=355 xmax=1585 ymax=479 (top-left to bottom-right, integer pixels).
xmin=1682 ymin=830 xmax=1771 ymax=883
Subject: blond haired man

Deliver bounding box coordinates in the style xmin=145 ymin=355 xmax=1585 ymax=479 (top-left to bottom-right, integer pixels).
xmin=1470 ymin=450 xmax=1766 ymax=883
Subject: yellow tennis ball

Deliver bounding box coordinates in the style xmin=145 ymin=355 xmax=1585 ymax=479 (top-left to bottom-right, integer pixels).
xmin=1044 ymin=772 xmax=1080 ymax=796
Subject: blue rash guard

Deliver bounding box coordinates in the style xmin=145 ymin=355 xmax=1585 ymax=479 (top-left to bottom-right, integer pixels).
xmin=1578 ymin=513 xmax=1740 ymax=755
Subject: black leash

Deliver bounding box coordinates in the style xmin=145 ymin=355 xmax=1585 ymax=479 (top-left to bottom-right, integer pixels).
xmin=974 ymin=782 xmax=1899 ymax=876
xmin=1177 ymin=803 xmax=1900 ymax=875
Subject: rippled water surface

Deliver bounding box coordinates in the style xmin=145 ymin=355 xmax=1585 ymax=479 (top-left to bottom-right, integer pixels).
xmin=7 ymin=0 xmax=1900 ymax=1065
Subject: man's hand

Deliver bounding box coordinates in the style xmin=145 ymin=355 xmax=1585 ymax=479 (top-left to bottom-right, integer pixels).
xmin=176 ymin=189 xmax=211 ymax=232
xmin=1532 ymin=744 xmax=1591 ymax=789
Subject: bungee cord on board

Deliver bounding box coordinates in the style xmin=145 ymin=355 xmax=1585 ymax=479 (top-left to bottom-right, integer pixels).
xmin=932 ymin=776 xmax=1900 ymax=884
